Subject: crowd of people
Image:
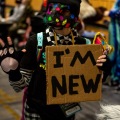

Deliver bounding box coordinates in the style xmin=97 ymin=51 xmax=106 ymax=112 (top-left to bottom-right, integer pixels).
xmin=0 ymin=0 xmax=120 ymax=120
xmin=0 ymin=0 xmax=34 ymax=47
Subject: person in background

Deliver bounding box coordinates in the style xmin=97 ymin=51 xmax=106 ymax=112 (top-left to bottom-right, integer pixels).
xmin=79 ymin=0 xmax=96 ymax=20
xmin=0 ymin=0 xmax=25 ymax=43
xmin=103 ymin=0 xmax=120 ymax=92
xmin=14 ymin=0 xmax=34 ymax=30
xmin=0 ymin=0 xmax=25 ymax=23
xmin=17 ymin=0 xmax=48 ymax=49
xmin=8 ymin=0 xmax=34 ymax=45
xmin=0 ymin=0 xmax=110 ymax=119
xmin=79 ymin=0 xmax=108 ymax=24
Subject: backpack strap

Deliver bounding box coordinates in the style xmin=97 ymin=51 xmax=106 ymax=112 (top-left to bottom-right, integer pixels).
xmin=84 ymin=38 xmax=91 ymax=44
xmin=37 ymin=32 xmax=43 ymax=61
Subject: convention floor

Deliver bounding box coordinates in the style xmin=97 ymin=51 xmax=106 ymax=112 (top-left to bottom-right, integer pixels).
xmin=0 ymin=67 xmax=120 ymax=120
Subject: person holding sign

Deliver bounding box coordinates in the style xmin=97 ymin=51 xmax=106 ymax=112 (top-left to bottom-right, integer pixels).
xmin=0 ymin=0 xmax=111 ymax=119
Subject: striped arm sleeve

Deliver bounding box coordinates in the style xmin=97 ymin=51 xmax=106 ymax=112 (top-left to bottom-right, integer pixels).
xmin=9 ymin=68 xmax=34 ymax=92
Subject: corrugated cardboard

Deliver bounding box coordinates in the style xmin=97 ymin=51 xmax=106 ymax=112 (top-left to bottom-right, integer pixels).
xmin=46 ymin=44 xmax=103 ymax=105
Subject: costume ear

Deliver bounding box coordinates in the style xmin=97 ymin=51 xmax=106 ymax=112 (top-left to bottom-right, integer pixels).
xmin=93 ymin=32 xmax=114 ymax=54
xmin=93 ymin=32 xmax=106 ymax=45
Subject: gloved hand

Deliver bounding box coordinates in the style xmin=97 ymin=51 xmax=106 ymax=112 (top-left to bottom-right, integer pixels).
xmin=0 ymin=37 xmax=25 ymax=74
xmin=96 ymin=54 xmax=111 ymax=72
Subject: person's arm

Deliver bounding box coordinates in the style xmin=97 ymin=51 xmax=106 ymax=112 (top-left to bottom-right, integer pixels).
xmin=9 ymin=35 xmax=37 ymax=92
xmin=0 ymin=35 xmax=37 ymax=92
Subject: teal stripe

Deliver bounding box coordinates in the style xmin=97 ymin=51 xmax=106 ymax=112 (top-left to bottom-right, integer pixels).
xmin=85 ymin=38 xmax=91 ymax=44
xmin=37 ymin=32 xmax=43 ymax=47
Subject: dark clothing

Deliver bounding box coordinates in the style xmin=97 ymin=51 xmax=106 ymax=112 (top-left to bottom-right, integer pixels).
xmin=21 ymin=30 xmax=86 ymax=105
xmin=8 ymin=27 xmax=111 ymax=120
xmin=21 ymin=28 xmax=88 ymax=108
xmin=9 ymin=27 xmax=89 ymax=120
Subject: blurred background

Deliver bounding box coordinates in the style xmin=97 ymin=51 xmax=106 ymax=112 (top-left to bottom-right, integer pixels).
xmin=0 ymin=0 xmax=120 ymax=120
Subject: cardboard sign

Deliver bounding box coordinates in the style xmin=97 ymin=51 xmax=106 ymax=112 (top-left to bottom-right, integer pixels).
xmin=46 ymin=44 xmax=103 ymax=105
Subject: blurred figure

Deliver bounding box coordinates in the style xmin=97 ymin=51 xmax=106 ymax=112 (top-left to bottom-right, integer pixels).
xmin=0 ymin=0 xmax=25 ymax=23
xmin=105 ymin=0 xmax=120 ymax=92
xmin=17 ymin=0 xmax=48 ymax=50
xmin=79 ymin=0 xmax=108 ymax=24
xmin=8 ymin=0 xmax=34 ymax=45
xmin=80 ymin=0 xmax=96 ymax=20
xmin=0 ymin=0 xmax=26 ymax=43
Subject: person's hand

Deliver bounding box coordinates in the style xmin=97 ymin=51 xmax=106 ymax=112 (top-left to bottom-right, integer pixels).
xmin=96 ymin=54 xmax=111 ymax=72
xmin=0 ymin=37 xmax=26 ymax=73
xmin=96 ymin=55 xmax=106 ymax=67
